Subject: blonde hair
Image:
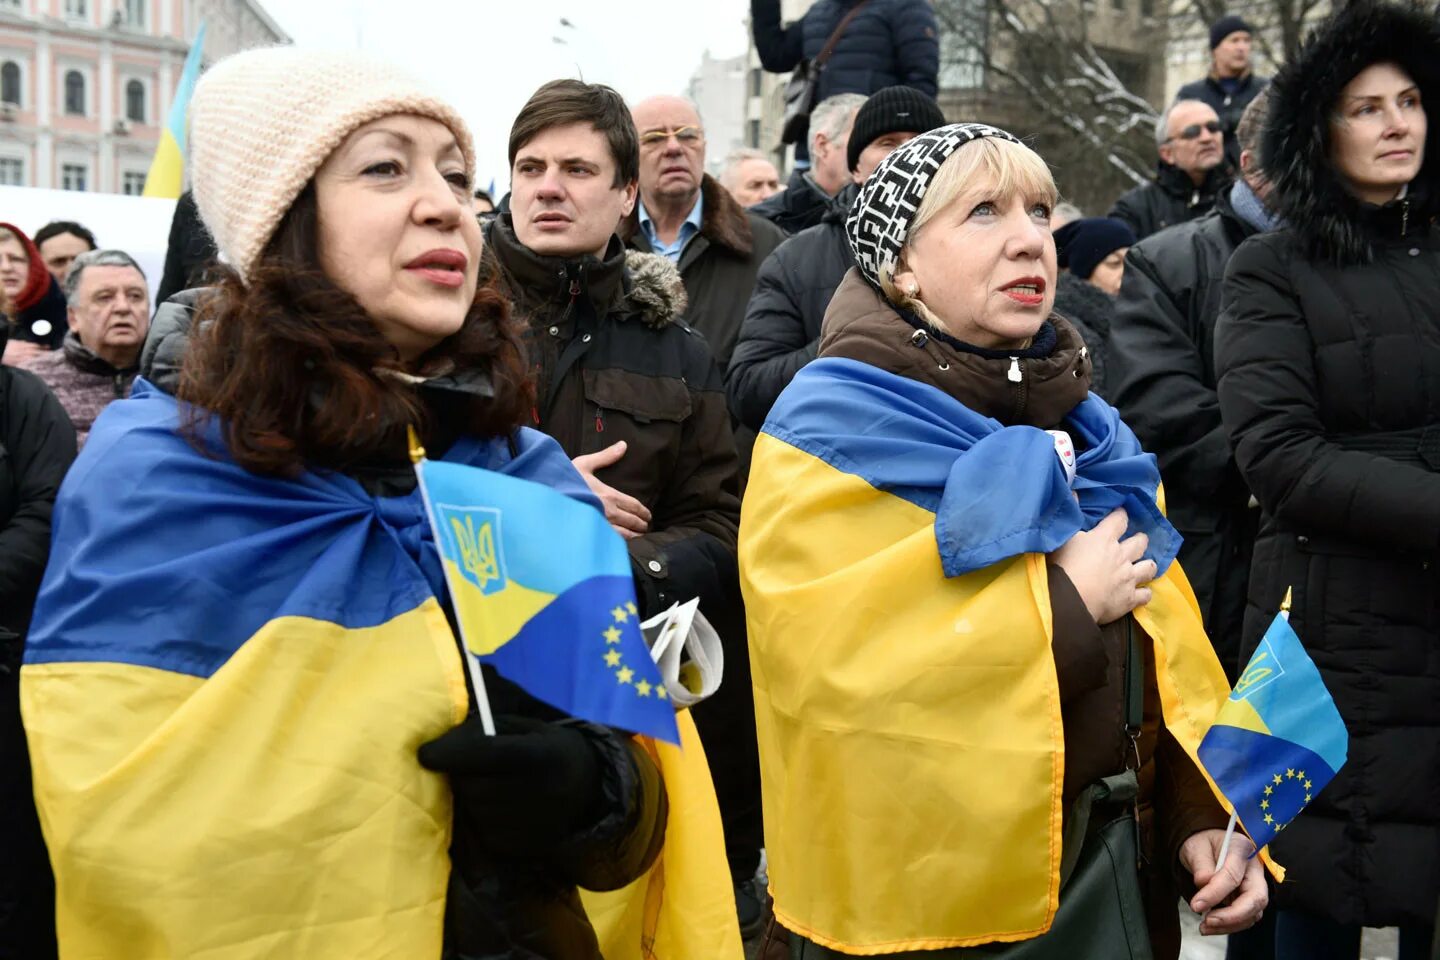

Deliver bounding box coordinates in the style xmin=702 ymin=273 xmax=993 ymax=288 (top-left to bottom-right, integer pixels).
xmin=879 ymin=136 xmax=1057 ymax=331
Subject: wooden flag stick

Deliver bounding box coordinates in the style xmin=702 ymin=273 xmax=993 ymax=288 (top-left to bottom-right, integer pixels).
xmin=410 ymin=426 xmax=498 ymax=737
xmin=1214 ymin=810 xmax=1240 ymax=874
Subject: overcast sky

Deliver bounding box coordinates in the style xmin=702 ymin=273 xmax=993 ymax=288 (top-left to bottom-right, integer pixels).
xmin=264 ymin=0 xmax=752 ymax=193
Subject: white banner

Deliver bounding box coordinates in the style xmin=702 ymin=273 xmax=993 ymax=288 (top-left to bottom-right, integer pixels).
xmin=0 ymin=185 xmax=178 ymax=309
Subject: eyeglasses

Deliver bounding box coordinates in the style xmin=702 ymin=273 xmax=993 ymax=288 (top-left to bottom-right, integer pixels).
xmin=1167 ymin=120 xmax=1223 ymax=143
xmin=639 ymin=125 xmax=704 ymax=147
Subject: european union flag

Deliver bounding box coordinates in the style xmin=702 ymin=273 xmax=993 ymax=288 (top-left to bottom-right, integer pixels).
xmin=1197 ymin=607 xmax=1347 ymax=852
xmin=417 ymin=456 xmax=679 ymax=744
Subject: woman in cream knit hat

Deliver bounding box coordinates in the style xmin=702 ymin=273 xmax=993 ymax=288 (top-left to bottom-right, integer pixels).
xmin=20 ymin=46 xmax=666 ymax=960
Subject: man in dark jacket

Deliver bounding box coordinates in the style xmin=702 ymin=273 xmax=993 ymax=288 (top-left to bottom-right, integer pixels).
xmin=750 ymin=92 xmax=866 ymax=235
xmin=1108 ymin=99 xmax=1229 ymax=240
xmin=494 ymin=79 xmax=762 ymax=936
xmin=0 ymin=320 xmax=77 ymax=960
xmin=751 ymin=0 xmax=939 ymax=103
xmin=1109 ymin=91 xmax=1273 ymax=688
xmin=623 ymin=96 xmax=787 ymax=377
xmin=1175 ymin=15 xmax=1268 ymax=170
xmin=727 ymin=86 xmax=946 ymax=431
xmin=21 ymin=249 xmax=148 ymax=445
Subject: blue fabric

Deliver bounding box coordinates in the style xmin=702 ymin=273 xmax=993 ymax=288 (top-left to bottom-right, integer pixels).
xmin=761 ymin=357 xmax=1180 ymax=578
xmin=26 ymin=379 xmax=595 ymax=678
xmin=1229 ymin=179 xmax=1279 ymax=233
xmin=637 ymin=192 xmax=703 ymax=263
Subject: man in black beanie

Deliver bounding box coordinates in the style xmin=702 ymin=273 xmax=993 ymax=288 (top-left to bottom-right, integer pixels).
xmin=1176 ymin=14 xmax=1268 ymax=169
xmin=727 ymin=86 xmax=945 ymax=432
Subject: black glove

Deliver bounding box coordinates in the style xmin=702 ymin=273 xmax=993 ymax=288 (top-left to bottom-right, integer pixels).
xmin=418 ymin=714 xmax=604 ymax=860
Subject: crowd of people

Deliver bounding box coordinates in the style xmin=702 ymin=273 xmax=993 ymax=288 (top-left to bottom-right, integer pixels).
xmin=0 ymin=0 xmax=1437 ymax=958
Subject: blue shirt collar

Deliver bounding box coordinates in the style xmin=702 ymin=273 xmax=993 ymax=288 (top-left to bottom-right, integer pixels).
xmin=637 ymin=191 xmax=704 ymax=262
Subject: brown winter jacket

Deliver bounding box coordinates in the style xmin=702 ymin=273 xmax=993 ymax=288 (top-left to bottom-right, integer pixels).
xmin=816 ymin=269 xmax=1228 ymax=959
xmin=485 ymin=217 xmax=742 ymax=622
xmin=19 ymin=332 xmax=137 ymax=446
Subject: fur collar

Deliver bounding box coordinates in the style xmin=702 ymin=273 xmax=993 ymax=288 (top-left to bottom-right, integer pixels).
xmin=622 ymin=250 xmax=688 ymax=328
xmin=1261 ymin=0 xmax=1440 ymax=265
xmin=623 ymin=173 xmax=755 ymax=258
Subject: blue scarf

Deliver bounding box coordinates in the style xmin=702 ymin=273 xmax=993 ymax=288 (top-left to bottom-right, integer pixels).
xmin=1230 ymin=179 xmax=1279 ymax=233
xmin=762 ymin=358 xmax=1181 ymax=578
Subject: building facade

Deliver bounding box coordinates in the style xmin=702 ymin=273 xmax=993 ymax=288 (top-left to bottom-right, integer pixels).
xmin=688 ymin=49 xmax=749 ymax=175
xmin=0 ymin=0 xmax=286 ymax=193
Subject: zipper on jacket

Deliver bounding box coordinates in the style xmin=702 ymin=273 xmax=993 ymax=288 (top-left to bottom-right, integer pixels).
xmin=1401 ymin=197 xmax=1411 ymax=238
xmin=1008 ymin=357 xmax=1028 ymax=422
xmin=113 ymin=373 xmax=125 ymax=398
xmin=595 ymin=406 xmax=606 ymax=434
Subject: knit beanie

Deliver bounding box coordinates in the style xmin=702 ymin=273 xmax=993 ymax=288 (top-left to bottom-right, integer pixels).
xmin=1054 ymin=217 xmax=1136 ymax=280
xmin=846 ymin=123 xmax=1022 ymax=289
xmin=846 ymin=86 xmax=948 ymax=172
xmin=188 ymin=46 xmax=476 ymax=282
xmin=1209 ymin=15 xmax=1253 ymax=49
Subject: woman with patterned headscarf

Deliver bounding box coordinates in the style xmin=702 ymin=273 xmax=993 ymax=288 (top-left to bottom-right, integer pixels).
xmin=741 ymin=124 xmax=1268 ymax=958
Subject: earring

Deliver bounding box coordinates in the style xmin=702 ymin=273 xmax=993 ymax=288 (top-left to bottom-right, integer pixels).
xmin=907 ymin=283 xmax=918 ymax=296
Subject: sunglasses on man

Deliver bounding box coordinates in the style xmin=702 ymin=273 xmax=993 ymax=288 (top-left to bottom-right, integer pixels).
xmin=639 ymin=126 xmax=705 ymax=147
xmin=1167 ymin=120 xmax=1223 ymax=143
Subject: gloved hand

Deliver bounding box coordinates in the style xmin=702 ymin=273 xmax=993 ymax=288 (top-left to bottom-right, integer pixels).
xmin=418 ymin=714 xmax=605 ymax=860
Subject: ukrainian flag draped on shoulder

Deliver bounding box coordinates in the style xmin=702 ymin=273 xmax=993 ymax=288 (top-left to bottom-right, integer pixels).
xmin=20 ymin=380 xmax=583 ymax=958
xmin=740 ymin=357 xmax=1238 ymax=954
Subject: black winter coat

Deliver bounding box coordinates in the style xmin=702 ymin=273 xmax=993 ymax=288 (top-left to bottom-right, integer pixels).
xmin=0 ymin=323 xmax=75 ymax=960
xmin=750 ymin=0 xmax=939 ymax=100
xmin=1108 ymin=163 xmax=1229 ymax=241
xmin=1051 ymin=271 xmax=1113 ymax=399
xmin=726 ymin=185 xmax=856 ymax=431
xmin=1175 ymin=73 xmax=1268 ymax=170
xmin=1214 ymin=0 xmax=1440 ymax=928
xmin=1109 ymin=185 xmax=1263 ymax=677
xmin=750 ymin=167 xmax=831 ymax=236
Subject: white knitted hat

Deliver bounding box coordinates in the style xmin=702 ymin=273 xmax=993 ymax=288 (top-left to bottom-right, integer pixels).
xmin=188 ymin=46 xmax=476 ymax=282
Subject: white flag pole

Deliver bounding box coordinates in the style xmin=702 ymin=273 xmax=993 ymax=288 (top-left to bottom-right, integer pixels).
xmin=410 ymin=427 xmax=497 ymax=736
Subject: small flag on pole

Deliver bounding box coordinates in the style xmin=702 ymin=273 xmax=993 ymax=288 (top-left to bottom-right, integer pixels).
xmin=143 ymin=22 xmax=206 ymax=198
xmin=1198 ymin=589 xmax=1348 ymax=853
xmin=412 ymin=435 xmax=679 ymax=744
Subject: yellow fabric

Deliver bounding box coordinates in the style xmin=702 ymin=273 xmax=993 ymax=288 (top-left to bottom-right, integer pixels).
xmin=581 ymin=710 xmax=744 ymax=959
xmin=141 ymin=129 xmax=184 ymax=198
xmin=740 ymin=433 xmax=1256 ymax=954
xmin=21 ymin=600 xmax=469 ymax=959
xmin=441 ymin=555 xmax=555 ymax=656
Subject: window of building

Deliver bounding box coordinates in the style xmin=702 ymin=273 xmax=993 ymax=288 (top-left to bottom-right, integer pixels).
xmin=1112 ymin=0 xmax=1125 ymax=10
xmin=64 ymin=0 xmax=86 ymax=17
xmin=123 ymin=0 xmax=144 ymax=27
xmin=749 ymin=67 xmax=762 ymax=98
xmin=1 ymin=61 xmax=19 ymax=105
xmin=122 ymin=170 xmax=146 ymax=195
xmin=938 ymin=0 xmax=987 ymax=90
xmin=0 ymin=157 xmax=23 ymax=186
xmin=61 ymin=162 xmax=87 ymax=191
xmin=63 ymin=69 xmax=84 ymax=115
xmin=747 ymin=118 xmax=760 ymax=149
xmin=1139 ymin=0 xmax=1154 ymax=15
xmin=0 ymin=1 xmax=22 ymax=11
xmin=125 ymin=78 xmax=144 ymax=122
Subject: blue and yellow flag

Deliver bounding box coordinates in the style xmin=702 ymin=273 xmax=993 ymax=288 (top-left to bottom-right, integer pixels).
xmin=416 ymin=457 xmax=679 ymax=743
xmin=143 ymin=21 xmax=205 ymax=198
xmin=1198 ymin=605 xmax=1348 ymax=852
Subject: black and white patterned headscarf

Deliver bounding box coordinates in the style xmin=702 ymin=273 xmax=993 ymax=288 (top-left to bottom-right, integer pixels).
xmin=846 ymin=123 xmax=1023 ymax=289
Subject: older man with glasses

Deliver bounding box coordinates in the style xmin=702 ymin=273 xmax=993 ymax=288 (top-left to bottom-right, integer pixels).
xmin=1109 ymin=99 xmax=1230 ymax=240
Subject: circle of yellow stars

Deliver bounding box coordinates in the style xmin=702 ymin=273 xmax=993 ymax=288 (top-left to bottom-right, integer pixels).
xmin=1259 ymin=768 xmax=1314 ymax=831
xmin=603 ymin=601 xmax=668 ymax=702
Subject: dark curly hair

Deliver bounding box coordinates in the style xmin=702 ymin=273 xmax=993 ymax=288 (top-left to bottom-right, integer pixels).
xmin=178 ymin=185 xmax=533 ymax=477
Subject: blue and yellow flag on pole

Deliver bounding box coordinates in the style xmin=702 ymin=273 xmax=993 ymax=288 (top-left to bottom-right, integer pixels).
xmin=1197 ymin=600 xmax=1348 ymax=852
xmin=416 ymin=455 xmax=679 ymax=744
xmin=143 ymin=21 xmax=205 ymax=198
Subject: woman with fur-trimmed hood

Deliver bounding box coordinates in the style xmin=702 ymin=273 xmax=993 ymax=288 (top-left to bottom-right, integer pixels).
xmin=1215 ymin=1 xmax=1440 ymax=954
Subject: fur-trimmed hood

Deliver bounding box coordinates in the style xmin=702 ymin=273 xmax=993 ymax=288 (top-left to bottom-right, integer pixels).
xmin=1262 ymin=0 xmax=1440 ymax=264
xmin=622 ymin=249 xmax=688 ymax=327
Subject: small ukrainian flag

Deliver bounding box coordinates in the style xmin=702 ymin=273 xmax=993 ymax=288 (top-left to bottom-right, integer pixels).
xmin=1197 ymin=592 xmax=1348 ymax=852
xmin=416 ymin=450 xmax=678 ymax=744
